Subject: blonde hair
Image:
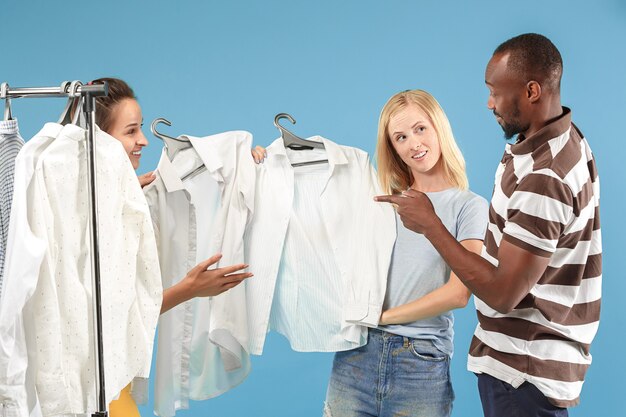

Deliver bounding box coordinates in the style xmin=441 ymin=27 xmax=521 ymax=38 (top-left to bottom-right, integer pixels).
xmin=376 ymin=89 xmax=468 ymax=195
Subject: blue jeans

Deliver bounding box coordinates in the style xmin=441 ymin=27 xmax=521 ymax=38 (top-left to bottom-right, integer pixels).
xmin=324 ymin=329 xmax=454 ymax=417
xmin=477 ymin=373 xmax=569 ymax=417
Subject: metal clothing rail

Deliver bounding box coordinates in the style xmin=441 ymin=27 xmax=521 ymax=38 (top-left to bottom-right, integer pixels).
xmin=1 ymin=81 xmax=109 ymax=417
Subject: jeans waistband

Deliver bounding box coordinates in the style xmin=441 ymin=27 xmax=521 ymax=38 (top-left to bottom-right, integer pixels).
xmin=370 ymin=328 xmax=444 ymax=353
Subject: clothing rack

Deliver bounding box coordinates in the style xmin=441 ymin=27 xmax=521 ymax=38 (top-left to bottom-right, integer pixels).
xmin=1 ymin=81 xmax=109 ymax=417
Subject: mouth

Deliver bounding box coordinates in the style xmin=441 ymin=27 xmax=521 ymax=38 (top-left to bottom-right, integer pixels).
xmin=131 ymin=150 xmax=141 ymax=157
xmin=412 ymin=150 xmax=427 ymax=160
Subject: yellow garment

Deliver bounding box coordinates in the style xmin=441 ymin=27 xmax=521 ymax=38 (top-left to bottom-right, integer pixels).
xmin=109 ymin=384 xmax=140 ymax=417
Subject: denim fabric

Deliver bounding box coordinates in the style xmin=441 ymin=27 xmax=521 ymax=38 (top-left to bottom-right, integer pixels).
xmin=477 ymin=373 xmax=569 ymax=417
xmin=324 ymin=329 xmax=454 ymax=417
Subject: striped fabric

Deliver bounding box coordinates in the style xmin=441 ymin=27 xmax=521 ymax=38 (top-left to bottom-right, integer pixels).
xmin=468 ymin=108 xmax=601 ymax=408
xmin=0 ymin=119 xmax=24 ymax=297
xmin=269 ymin=163 xmax=351 ymax=351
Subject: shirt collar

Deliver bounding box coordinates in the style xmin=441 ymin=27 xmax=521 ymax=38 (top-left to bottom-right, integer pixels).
xmin=0 ymin=118 xmax=19 ymax=135
xmin=156 ymin=147 xmax=185 ymax=192
xmin=509 ymin=107 xmax=572 ymax=155
xmin=34 ymin=122 xmax=65 ymax=140
xmin=57 ymin=123 xmax=88 ymax=142
xmin=268 ymin=135 xmax=349 ymax=168
xmin=157 ymin=130 xmax=253 ymax=193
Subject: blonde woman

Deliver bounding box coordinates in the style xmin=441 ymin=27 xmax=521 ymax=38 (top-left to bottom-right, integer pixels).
xmin=324 ymin=90 xmax=488 ymax=417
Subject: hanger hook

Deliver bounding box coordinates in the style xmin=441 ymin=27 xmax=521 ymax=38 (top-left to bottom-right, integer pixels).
xmin=2 ymin=82 xmax=12 ymax=120
xmin=0 ymin=82 xmax=9 ymax=99
xmin=274 ymin=113 xmax=296 ymax=129
xmin=151 ymin=117 xmax=187 ymax=142
xmin=60 ymin=80 xmax=82 ymax=98
xmin=274 ymin=112 xmax=301 ymax=140
xmin=70 ymin=80 xmax=83 ymax=97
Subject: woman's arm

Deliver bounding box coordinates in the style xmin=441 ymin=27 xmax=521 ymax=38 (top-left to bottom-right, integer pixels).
xmin=379 ymin=239 xmax=482 ymax=325
xmin=160 ymin=253 xmax=253 ymax=314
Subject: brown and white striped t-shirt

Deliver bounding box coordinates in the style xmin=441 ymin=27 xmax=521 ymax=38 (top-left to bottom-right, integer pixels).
xmin=468 ymin=108 xmax=601 ymax=408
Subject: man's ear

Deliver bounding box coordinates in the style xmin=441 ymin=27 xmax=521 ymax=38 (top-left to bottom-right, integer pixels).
xmin=526 ymin=80 xmax=541 ymax=103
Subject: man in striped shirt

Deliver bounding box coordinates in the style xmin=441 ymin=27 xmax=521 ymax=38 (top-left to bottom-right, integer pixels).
xmin=375 ymin=33 xmax=601 ymax=417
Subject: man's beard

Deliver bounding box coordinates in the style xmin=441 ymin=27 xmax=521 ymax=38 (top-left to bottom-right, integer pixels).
xmin=494 ymin=102 xmax=528 ymax=140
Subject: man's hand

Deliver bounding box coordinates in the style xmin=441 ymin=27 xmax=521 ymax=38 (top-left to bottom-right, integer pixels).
xmin=374 ymin=189 xmax=441 ymax=235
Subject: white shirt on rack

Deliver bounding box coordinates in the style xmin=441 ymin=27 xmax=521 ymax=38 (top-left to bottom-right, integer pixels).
xmin=245 ymin=136 xmax=396 ymax=354
xmin=0 ymin=122 xmax=62 ymax=417
xmin=143 ymin=131 xmax=255 ymax=417
xmin=0 ymin=124 xmax=163 ymax=417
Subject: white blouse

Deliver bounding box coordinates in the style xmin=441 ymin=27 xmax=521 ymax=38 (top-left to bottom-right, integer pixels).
xmin=245 ymin=137 xmax=396 ymax=355
xmin=143 ymin=131 xmax=255 ymax=417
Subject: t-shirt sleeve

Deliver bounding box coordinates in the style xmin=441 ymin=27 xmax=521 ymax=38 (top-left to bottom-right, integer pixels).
xmin=502 ymin=173 xmax=573 ymax=256
xmin=457 ymin=193 xmax=489 ymax=242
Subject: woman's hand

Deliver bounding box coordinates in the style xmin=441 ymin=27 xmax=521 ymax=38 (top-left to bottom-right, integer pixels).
xmin=182 ymin=254 xmax=252 ymax=297
xmin=160 ymin=253 xmax=253 ymax=313
xmin=138 ymin=171 xmax=156 ymax=188
xmin=251 ymin=146 xmax=267 ymax=164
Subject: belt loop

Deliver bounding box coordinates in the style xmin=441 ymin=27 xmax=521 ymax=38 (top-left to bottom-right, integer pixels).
xmin=403 ymin=337 xmax=409 ymax=348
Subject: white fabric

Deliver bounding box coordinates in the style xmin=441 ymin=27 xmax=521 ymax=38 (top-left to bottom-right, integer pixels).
xmin=0 ymin=124 xmax=162 ymax=417
xmin=268 ymin=163 xmax=348 ymax=351
xmin=0 ymin=123 xmax=61 ymax=417
xmin=143 ymin=131 xmax=255 ymax=417
xmin=0 ymin=119 xmax=25 ymax=295
xmin=245 ymin=136 xmax=396 ymax=354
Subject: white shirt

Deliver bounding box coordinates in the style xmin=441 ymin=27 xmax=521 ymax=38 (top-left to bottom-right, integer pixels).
xmin=0 ymin=122 xmax=62 ymax=417
xmin=143 ymin=131 xmax=255 ymax=417
xmin=245 ymin=137 xmax=396 ymax=354
xmin=0 ymin=124 xmax=163 ymax=417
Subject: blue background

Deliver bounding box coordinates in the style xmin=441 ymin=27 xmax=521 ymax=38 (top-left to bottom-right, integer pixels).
xmin=2 ymin=1 xmax=624 ymax=416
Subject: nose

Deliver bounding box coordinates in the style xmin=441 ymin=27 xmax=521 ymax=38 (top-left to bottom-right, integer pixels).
xmin=137 ymin=130 xmax=149 ymax=147
xmin=487 ymin=95 xmax=495 ymax=110
xmin=410 ymin=135 xmax=421 ymax=150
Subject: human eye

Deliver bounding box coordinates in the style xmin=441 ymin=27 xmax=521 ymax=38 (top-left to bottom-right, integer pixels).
xmin=416 ymin=126 xmax=426 ymax=133
xmin=395 ymin=134 xmax=406 ymax=142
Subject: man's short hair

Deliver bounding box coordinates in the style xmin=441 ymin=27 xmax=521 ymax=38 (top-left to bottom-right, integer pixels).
xmin=494 ymin=33 xmax=563 ymax=93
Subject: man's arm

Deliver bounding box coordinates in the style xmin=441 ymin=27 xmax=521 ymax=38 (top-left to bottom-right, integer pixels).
xmin=375 ymin=190 xmax=550 ymax=314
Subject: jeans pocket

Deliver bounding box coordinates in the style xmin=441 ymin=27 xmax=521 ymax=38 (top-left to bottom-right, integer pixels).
xmin=409 ymin=340 xmax=448 ymax=362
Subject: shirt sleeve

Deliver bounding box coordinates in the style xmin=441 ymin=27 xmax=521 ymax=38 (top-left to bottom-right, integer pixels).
xmin=122 ymin=163 xmax=163 ymax=380
xmin=502 ymin=173 xmax=574 ymax=257
xmin=342 ymin=151 xmax=396 ymax=328
xmin=456 ymin=193 xmax=489 ymax=242
xmin=236 ymin=133 xmax=255 ymax=223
